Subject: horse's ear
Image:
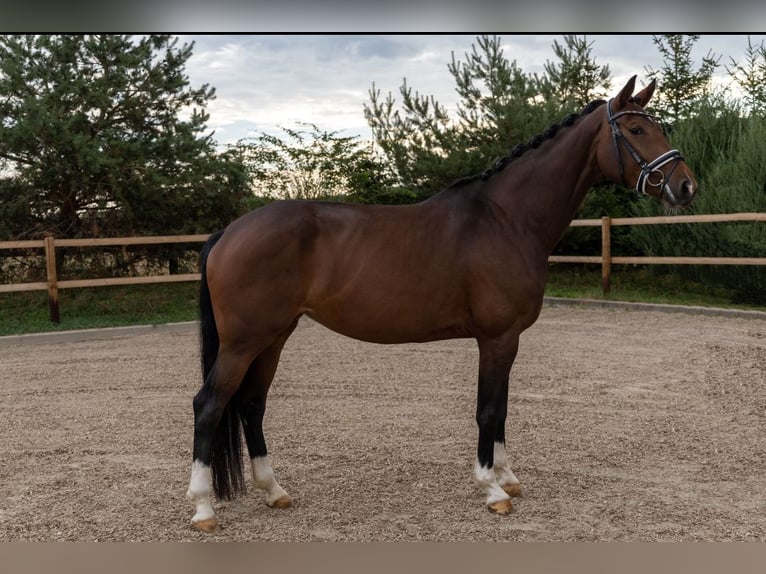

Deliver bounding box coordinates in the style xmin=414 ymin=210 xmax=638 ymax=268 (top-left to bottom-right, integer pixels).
xmin=631 ymin=79 xmax=656 ymax=108
xmin=615 ymin=75 xmax=637 ymax=109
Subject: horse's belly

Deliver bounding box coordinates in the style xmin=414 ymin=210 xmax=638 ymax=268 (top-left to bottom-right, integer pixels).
xmin=304 ymin=298 xmax=470 ymax=345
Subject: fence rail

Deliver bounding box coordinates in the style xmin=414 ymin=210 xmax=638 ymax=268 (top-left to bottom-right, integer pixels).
xmin=548 ymin=212 xmax=766 ymax=295
xmin=0 ymin=234 xmax=209 ymax=322
xmin=1 ymin=213 xmax=764 ymax=323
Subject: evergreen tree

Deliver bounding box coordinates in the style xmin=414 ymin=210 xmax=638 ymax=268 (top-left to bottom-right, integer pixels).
xmin=0 ymin=34 xmax=248 ymax=240
xmin=448 ymin=35 xmax=544 ymax=154
xmin=364 ymin=76 xmax=461 ymax=196
xmin=726 ymin=35 xmax=766 ymax=116
xmin=364 ymin=34 xmax=619 ymax=201
xmin=644 ymin=34 xmax=721 ymax=125
xmin=537 ymin=34 xmax=612 ymax=110
xmin=364 ymin=35 xmax=541 ymax=197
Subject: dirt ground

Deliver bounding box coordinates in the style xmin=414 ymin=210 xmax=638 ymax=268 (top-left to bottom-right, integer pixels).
xmin=0 ymin=304 xmax=764 ymax=541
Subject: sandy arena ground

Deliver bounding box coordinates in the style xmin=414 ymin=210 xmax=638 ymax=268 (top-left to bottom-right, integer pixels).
xmin=0 ymin=304 xmax=764 ymax=541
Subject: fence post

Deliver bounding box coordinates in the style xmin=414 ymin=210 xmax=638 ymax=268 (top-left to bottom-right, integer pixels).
xmin=601 ymin=216 xmax=611 ymax=296
xmin=44 ymin=234 xmax=60 ymax=323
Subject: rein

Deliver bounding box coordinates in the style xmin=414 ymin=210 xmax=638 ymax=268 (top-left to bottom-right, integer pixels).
xmin=607 ymin=99 xmax=683 ymax=196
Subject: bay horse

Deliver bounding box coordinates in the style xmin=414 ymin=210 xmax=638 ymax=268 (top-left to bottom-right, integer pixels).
xmin=186 ymin=76 xmax=697 ymax=532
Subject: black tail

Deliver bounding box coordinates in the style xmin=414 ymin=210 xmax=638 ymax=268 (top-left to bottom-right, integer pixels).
xmin=198 ymin=229 xmax=246 ymax=500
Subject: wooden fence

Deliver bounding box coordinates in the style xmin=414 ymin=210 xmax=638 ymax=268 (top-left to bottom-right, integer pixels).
xmin=547 ymin=212 xmax=766 ymax=295
xmin=0 ymin=234 xmax=209 ymax=323
xmin=1 ymin=213 xmax=764 ymax=323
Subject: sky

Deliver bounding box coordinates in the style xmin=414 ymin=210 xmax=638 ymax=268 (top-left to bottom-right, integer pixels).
xmin=178 ymin=34 xmax=766 ymax=148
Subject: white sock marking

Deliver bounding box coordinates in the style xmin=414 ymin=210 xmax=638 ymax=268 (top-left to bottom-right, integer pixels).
xmin=186 ymin=460 xmax=215 ymax=523
xmin=474 ymin=459 xmax=510 ymax=505
xmin=493 ymin=441 xmax=520 ymax=487
xmin=251 ymin=455 xmax=289 ymax=506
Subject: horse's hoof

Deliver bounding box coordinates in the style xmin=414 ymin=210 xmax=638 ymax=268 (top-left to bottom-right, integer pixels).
xmin=487 ymin=498 xmax=513 ymax=515
xmin=269 ymin=495 xmax=292 ymax=509
xmin=501 ymin=483 xmax=523 ymax=497
xmin=192 ymin=517 xmax=220 ymax=533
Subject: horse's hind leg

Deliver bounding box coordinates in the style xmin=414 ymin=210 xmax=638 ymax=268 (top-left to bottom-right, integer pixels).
xmin=238 ymin=321 xmax=297 ymax=509
xmin=187 ymin=346 xmax=254 ymax=532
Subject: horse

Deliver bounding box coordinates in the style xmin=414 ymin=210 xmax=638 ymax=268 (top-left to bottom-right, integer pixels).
xmin=186 ymin=76 xmax=697 ymax=532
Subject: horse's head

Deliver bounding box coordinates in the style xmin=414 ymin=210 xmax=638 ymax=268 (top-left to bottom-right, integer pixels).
xmin=597 ymin=75 xmax=697 ymax=208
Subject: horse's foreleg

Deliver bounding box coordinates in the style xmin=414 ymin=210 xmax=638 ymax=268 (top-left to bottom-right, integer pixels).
xmin=487 ymin=362 xmax=523 ymax=497
xmin=493 ymin=440 xmax=523 ymax=497
xmin=475 ymin=335 xmax=519 ymax=515
xmin=492 ymin=373 xmax=523 ymax=497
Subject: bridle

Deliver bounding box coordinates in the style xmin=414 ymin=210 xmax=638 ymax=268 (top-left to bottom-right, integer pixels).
xmin=607 ymin=98 xmax=684 ymax=196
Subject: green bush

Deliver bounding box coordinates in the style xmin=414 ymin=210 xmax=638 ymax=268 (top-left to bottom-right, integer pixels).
xmin=630 ymin=99 xmax=766 ymax=305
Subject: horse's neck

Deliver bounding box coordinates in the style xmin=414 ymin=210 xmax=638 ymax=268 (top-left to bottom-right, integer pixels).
xmin=486 ymin=111 xmax=604 ymax=254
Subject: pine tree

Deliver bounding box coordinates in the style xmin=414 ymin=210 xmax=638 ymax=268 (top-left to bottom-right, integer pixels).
xmin=726 ymin=35 xmax=766 ymax=117
xmin=448 ymin=35 xmax=543 ymax=153
xmin=644 ymin=34 xmax=721 ymax=125
xmin=365 ymin=35 xmax=545 ymax=197
xmin=0 ymin=35 xmax=248 ymax=240
xmin=537 ymin=34 xmax=612 ymax=110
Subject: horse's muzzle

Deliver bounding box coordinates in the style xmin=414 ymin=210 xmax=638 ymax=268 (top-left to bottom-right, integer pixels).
xmin=663 ymin=179 xmax=696 ymax=208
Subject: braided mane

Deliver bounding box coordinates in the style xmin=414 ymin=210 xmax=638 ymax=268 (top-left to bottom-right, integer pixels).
xmin=448 ymin=99 xmax=607 ymax=189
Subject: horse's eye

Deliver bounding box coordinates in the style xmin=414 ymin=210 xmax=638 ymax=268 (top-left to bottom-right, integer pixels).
xmin=629 ymin=126 xmax=644 ymax=135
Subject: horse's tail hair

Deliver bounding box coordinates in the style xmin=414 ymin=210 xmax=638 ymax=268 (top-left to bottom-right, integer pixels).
xmin=199 ymin=230 xmax=224 ymax=381
xmin=198 ymin=229 xmax=246 ymax=500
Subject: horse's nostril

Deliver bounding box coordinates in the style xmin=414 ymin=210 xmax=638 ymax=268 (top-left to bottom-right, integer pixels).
xmin=677 ymin=180 xmax=696 ymax=206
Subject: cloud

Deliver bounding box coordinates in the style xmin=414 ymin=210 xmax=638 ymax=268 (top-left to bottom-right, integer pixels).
xmin=185 ymin=35 xmax=480 ymax=143
xmin=182 ymin=34 xmax=766 ymax=147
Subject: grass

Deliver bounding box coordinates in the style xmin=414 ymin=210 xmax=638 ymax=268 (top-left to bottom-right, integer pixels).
xmin=546 ymin=264 xmax=766 ymax=311
xmin=0 ymin=282 xmax=199 ymax=336
xmin=1 ymin=268 xmax=764 ymax=337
